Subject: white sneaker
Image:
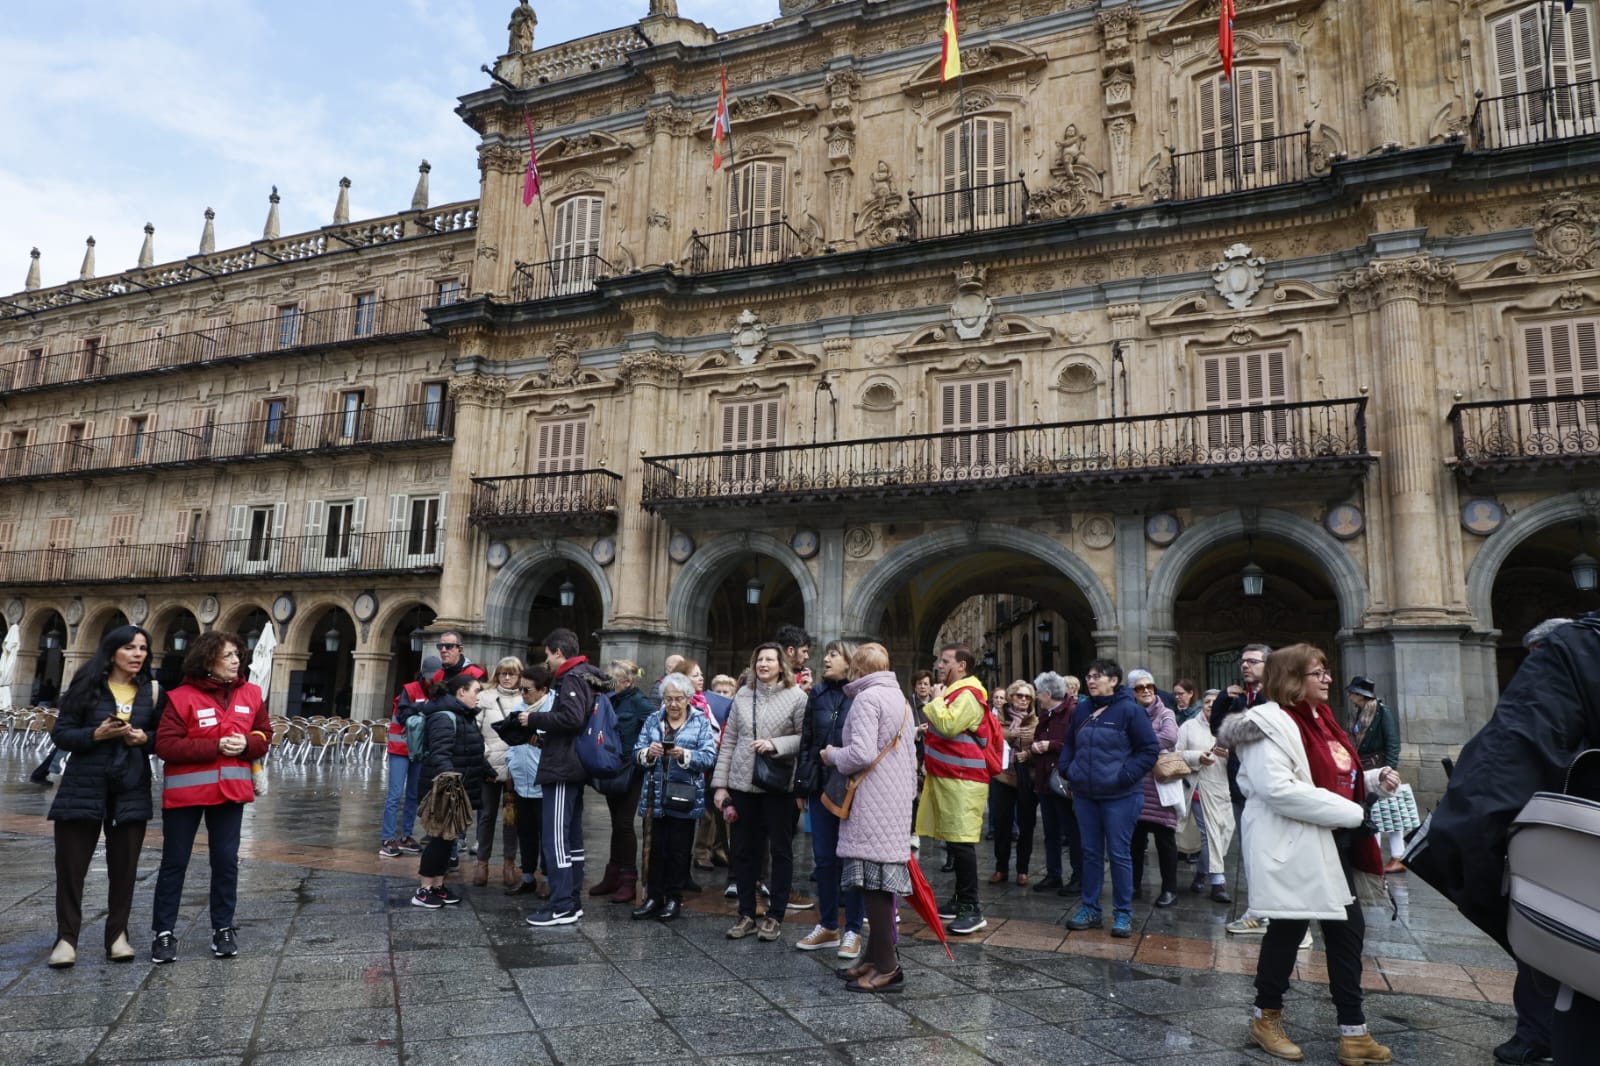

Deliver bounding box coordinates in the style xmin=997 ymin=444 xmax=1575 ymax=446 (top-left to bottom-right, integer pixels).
xmin=1225 ymin=915 xmax=1270 ymax=936
xmin=837 ymin=931 xmax=862 ymax=960
xmin=794 ymin=924 xmax=841 ymax=951
xmin=910 ymin=834 xmax=921 ymax=850
xmin=1298 ymin=930 xmax=1313 ymax=950
xmin=724 ymin=883 xmax=738 ymax=898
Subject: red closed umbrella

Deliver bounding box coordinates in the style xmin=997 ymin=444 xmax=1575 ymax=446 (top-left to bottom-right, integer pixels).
xmin=903 ymin=853 xmax=954 ymax=961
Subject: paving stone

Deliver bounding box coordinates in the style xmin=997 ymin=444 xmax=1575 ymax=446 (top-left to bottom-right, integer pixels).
xmin=254 ymin=1006 xmax=400 ymax=1050
xmin=402 ymin=1031 xmax=554 ymax=1066
xmin=788 ymin=1002 xmax=930 ymax=1043
xmin=955 ymin=1022 xmax=1123 ymax=1066
xmin=399 ymin=994 xmax=537 ymax=1040
xmin=669 ymin=1010 xmax=824 ymax=1055
xmin=541 ymin=1020 xmax=693 ymax=1066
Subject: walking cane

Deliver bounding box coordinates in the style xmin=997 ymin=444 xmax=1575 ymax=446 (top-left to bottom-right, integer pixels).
xmin=639 ymin=760 xmax=655 ymax=902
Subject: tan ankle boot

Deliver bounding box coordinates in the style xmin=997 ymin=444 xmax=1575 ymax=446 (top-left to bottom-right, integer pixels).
xmin=502 ymin=859 xmax=518 ymax=888
xmin=472 ymin=860 xmax=489 ymax=887
xmin=1337 ymin=1032 xmax=1393 ymax=1066
xmin=1249 ymin=1009 xmax=1303 ymax=1062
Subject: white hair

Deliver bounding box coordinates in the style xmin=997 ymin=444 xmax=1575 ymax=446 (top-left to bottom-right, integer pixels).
xmin=658 ymin=673 xmax=695 ymax=700
xmin=1126 ymin=668 xmax=1155 ymax=689
xmin=1033 ymin=672 xmax=1067 ymax=699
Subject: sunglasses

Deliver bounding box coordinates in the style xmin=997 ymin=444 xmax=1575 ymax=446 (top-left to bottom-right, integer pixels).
xmin=436 ymin=643 xmax=461 ymax=651
xmin=1132 ymin=684 xmax=1156 ymax=693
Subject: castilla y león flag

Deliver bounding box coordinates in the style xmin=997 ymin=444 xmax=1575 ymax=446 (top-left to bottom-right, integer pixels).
xmin=711 ymin=65 xmax=731 ymax=171
xmin=522 ymin=110 xmax=541 ymax=205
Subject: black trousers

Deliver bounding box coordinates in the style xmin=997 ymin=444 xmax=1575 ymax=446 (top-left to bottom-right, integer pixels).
xmin=988 ymin=777 xmax=1038 ymax=874
xmin=55 ymin=816 xmax=146 ymax=950
xmin=151 ymin=802 xmax=244 ymax=933
xmin=729 ymin=790 xmax=794 ymax=920
xmin=604 ymin=773 xmax=644 ymax=870
xmin=949 ymin=840 xmax=979 ymax=908
xmin=514 ymin=795 xmax=543 ymax=877
xmin=419 ymin=834 xmax=455 ymax=879
xmin=1131 ymin=820 xmax=1178 ymax=894
xmin=645 ymin=814 xmax=696 ymax=902
xmin=1253 ymin=836 xmax=1367 ymax=1026
xmin=1514 ymin=962 xmax=1555 ymax=1049
xmin=1554 ymin=989 xmax=1600 ymax=1065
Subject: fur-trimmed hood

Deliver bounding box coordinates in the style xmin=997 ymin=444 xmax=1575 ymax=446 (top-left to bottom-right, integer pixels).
xmin=1216 ymin=712 xmax=1267 ymax=749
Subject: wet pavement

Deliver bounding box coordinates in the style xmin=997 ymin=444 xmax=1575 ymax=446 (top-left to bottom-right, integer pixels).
xmin=0 ymin=747 xmax=1520 ymax=1064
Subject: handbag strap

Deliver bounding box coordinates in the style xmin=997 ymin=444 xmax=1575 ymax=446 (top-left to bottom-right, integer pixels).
xmin=847 ymin=700 xmax=912 ymax=784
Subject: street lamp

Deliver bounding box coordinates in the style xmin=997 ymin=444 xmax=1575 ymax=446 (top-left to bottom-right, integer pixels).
xmin=172 ymin=629 xmax=189 ymax=652
xmin=1572 ymin=552 xmax=1599 ymax=592
xmin=558 ymin=579 xmax=577 ymax=608
xmin=1036 ymin=619 xmax=1053 ymax=646
xmin=245 ymin=627 xmax=262 ymax=649
xmin=1241 ymin=562 xmax=1266 ymax=598
xmin=323 ymin=627 xmax=341 ymax=653
xmin=745 ymin=576 xmax=764 ymax=606
xmin=43 ymin=624 xmax=63 ymax=650
xmin=409 ymin=628 xmax=426 ymax=653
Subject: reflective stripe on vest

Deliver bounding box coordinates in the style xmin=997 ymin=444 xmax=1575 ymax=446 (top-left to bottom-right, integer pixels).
xmin=220 ymin=766 xmax=253 ymax=781
xmin=165 ymin=769 xmax=221 ymax=790
xmin=924 ymin=732 xmax=990 ymax=783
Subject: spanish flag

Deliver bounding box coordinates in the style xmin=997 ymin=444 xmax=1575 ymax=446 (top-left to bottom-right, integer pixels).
xmin=711 ymin=65 xmax=731 ymax=171
xmin=941 ymin=0 xmax=961 ymax=82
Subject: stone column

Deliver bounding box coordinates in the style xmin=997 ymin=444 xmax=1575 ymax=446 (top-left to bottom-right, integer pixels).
xmin=814 ymin=528 xmax=846 ymax=644
xmin=435 ymin=374 xmax=510 ymax=635
xmin=475 ymin=143 xmax=526 ymax=297
xmin=1112 ymin=512 xmax=1147 ymax=667
xmin=609 ymin=351 xmax=682 ymax=633
xmin=1349 ymin=4 xmax=1405 ymax=150
xmin=348 ymin=650 xmax=390 ymax=721
xmin=641 ymin=107 xmax=693 ymax=268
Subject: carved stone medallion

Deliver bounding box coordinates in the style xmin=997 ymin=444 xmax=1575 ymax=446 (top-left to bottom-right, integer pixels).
xmin=950 ymin=261 xmax=993 ymax=341
xmin=1212 ymin=244 xmax=1265 ymax=311
xmin=730 ymin=310 xmax=768 ymax=366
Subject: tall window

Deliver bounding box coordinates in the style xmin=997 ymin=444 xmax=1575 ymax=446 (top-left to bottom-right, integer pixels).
xmin=727 ymin=160 xmax=786 ymax=264
xmin=263 ymin=398 xmax=288 ymax=447
xmin=247 ymin=506 xmax=275 ymax=563
xmin=80 ymin=337 xmax=103 ymax=378
xmin=1200 ymin=349 xmax=1290 ymax=453
xmin=938 ymin=376 xmax=1011 ymax=473
xmin=24 ymin=347 xmax=44 ymax=387
xmin=408 ymin=496 xmax=441 ymax=558
xmin=1491 ymin=4 xmax=1598 ymax=140
xmin=127 ymin=415 xmax=148 ymax=461
xmin=338 ymin=389 xmax=367 ymax=439
xmin=276 ymin=304 xmax=302 ymax=348
xmin=227 ymin=503 xmax=283 ymax=571
xmin=939 ymin=116 xmax=1012 ymax=230
xmin=717 ymin=397 xmax=781 ymax=490
xmin=435 ymin=278 xmax=463 ymax=305
xmin=421 ymin=382 xmax=448 ymax=433
xmin=1196 ymin=69 xmax=1281 ymax=192
xmin=173 ymin=508 xmax=205 ymax=575
xmin=1523 ymin=316 xmax=1600 ymax=438
xmin=325 ymin=501 xmax=357 ymax=559
xmin=534 ymin=416 xmax=589 ymax=506
xmin=551 ymin=195 xmax=605 ymax=295
xmin=352 ymin=292 xmax=377 ymax=337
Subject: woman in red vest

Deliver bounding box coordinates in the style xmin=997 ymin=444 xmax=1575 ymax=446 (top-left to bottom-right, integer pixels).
xmin=150 ymin=630 xmax=271 ymax=964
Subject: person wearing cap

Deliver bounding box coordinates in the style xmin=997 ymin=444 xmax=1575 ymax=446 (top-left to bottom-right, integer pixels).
xmin=379 ymin=653 xmax=441 ymax=859
xmin=1344 ymin=676 xmax=1403 ymax=873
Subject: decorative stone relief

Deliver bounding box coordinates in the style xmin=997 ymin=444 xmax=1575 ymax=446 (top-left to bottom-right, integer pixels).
xmin=1080 ymin=515 xmax=1116 ymax=549
xmin=1337 ymin=255 xmax=1457 ymax=310
xmin=1362 ymin=74 xmax=1399 ymax=105
xmin=1531 ymin=192 xmax=1598 ymax=275
xmin=730 ymin=310 xmax=769 ymax=366
xmin=1145 ymin=513 xmax=1181 ymax=546
xmin=950 ymin=262 xmax=994 ymax=341
xmin=618 ymin=349 xmax=685 ymax=387
xmin=547 ymin=333 xmax=580 ymax=386
xmin=1028 ymin=125 xmax=1103 ymax=220
xmin=1461 ymin=498 xmax=1504 ymax=536
xmin=1558 ymin=283 xmax=1589 ymax=311
xmin=1212 ymin=244 xmax=1266 ymax=310
xmin=667 ymin=532 xmax=695 ymax=564
xmin=844 ymin=526 xmax=874 ymax=558
xmin=855 ymin=162 xmax=914 ymax=245
xmin=642 ymin=106 xmax=693 ymax=137
xmin=1324 ymin=504 xmax=1365 ymax=540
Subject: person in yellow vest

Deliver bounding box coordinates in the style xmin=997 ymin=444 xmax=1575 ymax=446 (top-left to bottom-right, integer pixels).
xmin=150 ymin=630 xmax=271 ymax=964
xmin=917 ymin=643 xmax=992 ymax=935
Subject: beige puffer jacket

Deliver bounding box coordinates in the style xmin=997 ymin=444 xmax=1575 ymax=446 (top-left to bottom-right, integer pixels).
xmin=477 ymin=686 xmax=520 ymax=782
xmin=712 ymin=680 xmax=808 ymax=793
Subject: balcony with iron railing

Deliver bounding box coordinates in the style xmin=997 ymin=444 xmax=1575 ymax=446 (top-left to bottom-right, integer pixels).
xmin=1470 ymin=79 xmax=1600 ymax=151
xmin=907 ymin=178 xmax=1030 ymax=240
xmin=0 ymin=527 xmax=445 ymax=586
xmin=1165 ymin=126 xmax=1315 ymax=202
xmin=468 ymin=469 xmax=623 ymax=530
xmin=511 ymin=255 xmax=614 ymax=302
xmin=684 ymin=219 xmax=808 ymax=274
xmin=642 ymin=398 xmax=1370 ymax=511
xmin=0 ymin=291 xmax=448 ymax=395
xmin=0 ymin=401 xmax=454 ymax=483
xmin=1449 ymin=393 xmax=1600 ymax=475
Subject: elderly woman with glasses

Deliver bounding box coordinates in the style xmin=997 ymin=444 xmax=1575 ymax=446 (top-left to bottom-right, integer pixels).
xmin=987 ymin=679 xmax=1039 ymax=886
xmin=1127 ymin=669 xmax=1180 ymax=908
xmin=631 ymin=673 xmax=719 ymax=921
xmin=1217 ymin=644 xmax=1402 ymax=1065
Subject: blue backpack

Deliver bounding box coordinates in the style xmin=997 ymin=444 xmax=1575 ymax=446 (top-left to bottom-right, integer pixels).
xmin=575 ymin=691 xmax=625 ymax=780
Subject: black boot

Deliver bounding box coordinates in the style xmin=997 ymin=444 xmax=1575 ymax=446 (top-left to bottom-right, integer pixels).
xmin=656 ymin=899 xmax=681 ymax=922
xmin=631 ymin=898 xmax=661 ymax=920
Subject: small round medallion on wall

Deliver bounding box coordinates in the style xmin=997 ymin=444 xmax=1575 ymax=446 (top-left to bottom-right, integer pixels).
xmin=1461 ymin=498 xmax=1504 ymax=536
xmin=486 ymin=541 xmax=510 ymax=568
xmin=196 ymin=595 xmax=220 ymax=624
xmin=1145 ymin=513 xmax=1181 ymax=547
xmin=1080 ymin=515 xmax=1116 ymax=550
xmin=668 ymin=532 xmax=695 ymax=564
xmin=4 ymin=597 xmax=23 ymax=625
xmin=353 ymin=592 xmax=379 ymax=623
xmin=591 ymin=537 xmax=616 ymax=566
xmin=271 ymin=593 xmax=296 ymax=625
xmin=64 ymin=597 xmax=85 ymax=625
xmin=1324 ymin=504 xmax=1365 ymax=541
xmin=844 ymin=527 xmax=874 ymax=559
xmin=127 ymin=597 xmax=149 ymax=625
xmin=790 ymin=529 xmax=820 ymax=560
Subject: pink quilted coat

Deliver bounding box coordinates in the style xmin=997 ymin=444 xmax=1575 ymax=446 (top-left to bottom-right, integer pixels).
xmin=827 ymin=670 xmax=918 ymax=865
xmin=1137 ymin=697 xmax=1180 ymax=828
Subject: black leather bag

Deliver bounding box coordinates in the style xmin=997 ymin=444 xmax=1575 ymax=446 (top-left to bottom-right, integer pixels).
xmin=663 ymin=775 xmax=697 ymax=813
xmin=752 ymin=752 xmax=797 ymax=794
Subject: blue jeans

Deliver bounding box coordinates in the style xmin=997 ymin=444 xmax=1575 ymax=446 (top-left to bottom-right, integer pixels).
xmin=808 ymin=792 xmax=865 ymax=934
xmin=1073 ymin=791 xmax=1144 ymax=917
xmin=382 ymin=754 xmax=421 ymax=841
xmin=152 ymin=802 xmax=244 ymax=933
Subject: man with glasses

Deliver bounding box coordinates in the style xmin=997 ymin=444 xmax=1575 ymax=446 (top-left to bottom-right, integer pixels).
xmin=1211 ymin=644 xmax=1274 ymax=936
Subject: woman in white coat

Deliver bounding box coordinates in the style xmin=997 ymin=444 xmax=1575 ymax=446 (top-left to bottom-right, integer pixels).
xmin=1216 ymin=644 xmax=1401 ymax=1066
xmin=1174 ymin=692 xmax=1232 ymax=903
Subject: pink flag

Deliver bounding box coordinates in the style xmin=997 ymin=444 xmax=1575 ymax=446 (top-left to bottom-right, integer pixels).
xmin=711 ymin=66 xmax=731 ymax=171
xmin=523 ymin=111 xmax=541 ymax=205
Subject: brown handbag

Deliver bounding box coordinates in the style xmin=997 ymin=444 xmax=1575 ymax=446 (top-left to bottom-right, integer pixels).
xmin=1154 ymin=751 xmax=1192 ymax=784
xmin=820 ymin=702 xmax=910 ymax=820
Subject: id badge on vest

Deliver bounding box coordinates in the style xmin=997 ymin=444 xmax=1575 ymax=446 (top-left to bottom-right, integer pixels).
xmin=196 ymin=706 xmax=219 ymax=729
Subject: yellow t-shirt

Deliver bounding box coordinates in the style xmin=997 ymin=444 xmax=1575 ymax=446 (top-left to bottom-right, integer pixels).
xmin=108 ymin=680 xmax=137 ymax=721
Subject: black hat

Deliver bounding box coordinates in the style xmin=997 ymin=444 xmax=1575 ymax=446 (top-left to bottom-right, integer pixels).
xmin=1345 ymin=676 xmax=1377 ymax=699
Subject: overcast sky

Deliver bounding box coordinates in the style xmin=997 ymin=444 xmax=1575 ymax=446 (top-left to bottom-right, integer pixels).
xmin=1 ymin=1 xmax=773 ymax=292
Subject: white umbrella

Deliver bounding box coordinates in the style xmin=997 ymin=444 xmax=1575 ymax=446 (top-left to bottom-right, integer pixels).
xmin=0 ymin=625 xmax=19 ymax=711
xmin=248 ymin=623 xmax=277 ymax=695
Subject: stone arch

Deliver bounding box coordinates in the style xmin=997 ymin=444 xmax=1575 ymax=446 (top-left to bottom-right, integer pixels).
xmin=284 ymin=596 xmax=357 ymax=652
xmin=218 ymin=600 xmax=273 ymax=639
xmin=842 ymin=524 xmax=1116 ymax=637
xmin=1466 ymin=492 xmax=1593 ymax=631
xmin=484 ymin=542 xmax=614 ymax=642
xmin=666 ymin=532 xmax=819 ymax=642
xmin=77 ymin=601 xmax=129 ymax=650
xmin=372 ymin=595 xmax=439 ymax=645
xmin=148 ymin=600 xmax=199 ymax=642
xmin=20 ymin=602 xmax=69 ymax=652
xmin=1146 ymin=508 xmax=1369 ymax=633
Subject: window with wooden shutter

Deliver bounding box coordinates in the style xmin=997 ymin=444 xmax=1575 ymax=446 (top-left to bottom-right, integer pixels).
xmin=189 ymin=408 xmax=216 ymax=460
xmin=717 ymin=397 xmax=782 ymax=491
xmin=939 ymin=116 xmax=1011 ymax=229
xmin=47 ymin=516 xmax=72 ymax=549
xmin=1490 ymin=4 xmax=1598 ymax=139
xmin=352 ymin=292 xmax=378 ymax=338
xmin=45 ymin=516 xmax=72 ymax=581
xmin=533 ymin=416 xmax=590 ymax=508
xmin=276 ymin=304 xmax=301 ymax=349
xmin=1200 ymin=349 xmax=1290 ymax=454
xmin=1523 ymin=316 xmax=1600 ymax=443
xmin=2 ymin=427 xmax=31 ymax=477
xmin=336 ymin=389 xmax=369 ymax=440
xmin=0 ymin=519 xmax=14 ymax=582
xmin=1196 ymin=68 xmax=1280 ymax=192
xmin=937 ymin=376 xmax=1012 ymax=474
xmin=407 ymin=496 xmax=442 ymax=559
xmin=728 ymin=160 xmax=786 ymax=264
xmin=551 ymin=195 xmax=605 ymax=295
xmin=173 ymin=508 xmax=205 ymax=576
xmin=107 ymin=512 xmax=138 ymax=575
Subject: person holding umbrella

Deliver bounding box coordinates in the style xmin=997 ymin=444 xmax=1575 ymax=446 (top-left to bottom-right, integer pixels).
xmin=631 ymin=673 xmax=718 ymax=921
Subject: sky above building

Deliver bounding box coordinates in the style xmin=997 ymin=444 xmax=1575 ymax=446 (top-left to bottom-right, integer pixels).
xmin=1 ymin=1 xmax=774 ymax=292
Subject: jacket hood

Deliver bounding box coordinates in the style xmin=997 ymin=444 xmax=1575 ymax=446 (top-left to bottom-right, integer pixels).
xmin=843 ymin=670 xmax=898 ymax=698
xmin=1216 ymin=710 xmax=1268 ymax=749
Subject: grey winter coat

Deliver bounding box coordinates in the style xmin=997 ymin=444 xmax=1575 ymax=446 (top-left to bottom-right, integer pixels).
xmin=828 ymin=671 xmax=917 ymax=865
xmin=711 ymin=679 xmax=807 ymax=793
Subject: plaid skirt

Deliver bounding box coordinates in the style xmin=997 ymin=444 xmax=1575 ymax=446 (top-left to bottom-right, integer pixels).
xmin=841 ymin=857 xmax=912 ymax=895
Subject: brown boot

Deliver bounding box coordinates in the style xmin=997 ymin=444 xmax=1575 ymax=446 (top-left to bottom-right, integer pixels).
xmin=502 ymin=860 xmax=518 ymax=888
xmin=1249 ymin=1009 xmax=1303 ymax=1062
xmin=610 ymin=869 xmax=638 ymax=904
xmin=472 ymin=861 xmax=489 ymax=887
xmin=589 ymin=862 xmax=622 ymax=897
xmin=1337 ymin=1032 xmax=1393 ymax=1066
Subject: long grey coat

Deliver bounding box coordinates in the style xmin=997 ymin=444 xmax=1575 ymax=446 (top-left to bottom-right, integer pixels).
xmin=828 ymin=671 xmax=918 ymax=865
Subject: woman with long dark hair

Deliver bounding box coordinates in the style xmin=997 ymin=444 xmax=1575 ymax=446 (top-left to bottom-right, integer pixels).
xmin=45 ymin=624 xmax=159 ymax=968
xmin=150 ymin=630 xmax=272 ymax=964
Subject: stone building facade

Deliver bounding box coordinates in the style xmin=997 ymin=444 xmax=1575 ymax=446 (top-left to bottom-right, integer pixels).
xmin=5 ymin=0 xmax=1600 ymax=798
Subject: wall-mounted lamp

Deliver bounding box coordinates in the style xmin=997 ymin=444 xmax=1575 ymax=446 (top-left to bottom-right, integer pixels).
xmin=558 ymin=579 xmax=577 ymax=608
xmin=1241 ymin=561 xmax=1266 ymax=598
xmin=745 ymin=576 xmax=765 ymax=606
xmin=1572 ymin=552 xmax=1598 ymax=592
xmin=1036 ymin=619 xmax=1053 ymax=646
xmin=323 ymin=627 xmax=342 ymax=653
xmin=172 ymin=629 xmax=189 ymax=652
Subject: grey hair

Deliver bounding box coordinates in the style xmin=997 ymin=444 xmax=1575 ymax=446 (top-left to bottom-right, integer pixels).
xmin=1203 ymin=688 xmax=1221 ymax=700
xmin=658 ymin=673 xmax=696 ymax=700
xmin=1523 ymin=618 xmax=1574 ymax=650
xmin=1126 ymin=668 xmax=1155 ymax=689
xmin=1033 ymin=672 xmax=1067 ymax=699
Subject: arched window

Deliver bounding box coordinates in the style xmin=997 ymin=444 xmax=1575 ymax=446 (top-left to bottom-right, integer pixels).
xmin=1194 ymin=68 xmax=1281 ymax=194
xmin=1488 ymin=3 xmax=1597 ymax=142
xmin=550 ymin=194 xmax=605 ymax=295
xmin=936 ymin=115 xmax=1012 ymax=232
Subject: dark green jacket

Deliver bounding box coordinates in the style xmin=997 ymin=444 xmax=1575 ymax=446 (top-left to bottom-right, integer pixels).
xmin=1351 ymin=698 xmax=1400 ymax=769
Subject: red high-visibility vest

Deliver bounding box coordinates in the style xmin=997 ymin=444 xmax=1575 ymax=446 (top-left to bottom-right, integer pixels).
xmin=161 ymin=683 xmax=264 ymax=808
xmin=922 ymin=679 xmax=992 ymax=784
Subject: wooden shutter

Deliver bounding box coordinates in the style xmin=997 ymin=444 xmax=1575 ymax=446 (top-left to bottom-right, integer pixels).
xmin=109 ymin=513 xmax=137 ymax=545
xmin=47 ymin=516 xmax=72 ymax=548
xmin=0 ymin=519 xmax=13 ymax=582
xmin=940 ymin=117 xmax=1010 ymax=226
xmin=1198 ymin=70 xmax=1279 ymax=189
xmin=303 ymin=500 xmax=326 ymax=540
xmin=1201 ymin=349 xmax=1290 ymax=453
xmin=1554 ymin=5 xmax=1598 ymax=122
xmin=551 ymin=195 xmax=604 ymax=294
xmin=387 ymin=493 xmax=409 ymax=567
xmin=730 ymin=161 xmax=786 ymax=262
xmin=1492 ymin=6 xmax=1599 ymax=134
xmin=224 ymin=503 xmax=247 ymax=570
xmin=534 ymin=417 xmax=590 ymax=508
xmin=939 ymin=377 xmax=1012 ymax=473
xmin=348 ymin=496 xmax=368 ymax=566
xmin=1524 ymin=316 xmax=1600 ymax=439
xmin=718 ymin=397 xmax=782 ymax=489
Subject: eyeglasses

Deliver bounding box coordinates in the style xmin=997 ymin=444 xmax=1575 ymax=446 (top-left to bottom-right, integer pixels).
xmin=1305 ymin=668 xmax=1333 ymax=681
xmin=1013 ymin=694 xmax=1033 ymax=700
xmin=220 ymin=651 xmax=241 ymax=661
xmin=663 ymin=695 xmax=691 ymax=705
xmin=1132 ymin=684 xmax=1156 ymax=693
xmin=436 ymin=643 xmax=460 ymax=651
xmin=1240 ymin=657 xmax=1264 ymax=666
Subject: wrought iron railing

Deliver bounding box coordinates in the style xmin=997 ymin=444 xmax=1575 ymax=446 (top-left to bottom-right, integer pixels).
xmin=0 ymin=528 xmax=444 ymax=586
xmin=511 ymin=255 xmax=614 ymax=302
xmin=0 ymin=291 xmax=444 ymax=395
xmin=1449 ymin=393 xmax=1600 ymax=472
xmin=1470 ymin=79 xmax=1600 ymax=150
xmin=685 ymin=219 xmax=805 ymax=274
xmin=469 ymin=469 xmax=622 ymax=524
xmin=0 ymin=401 xmax=453 ymax=482
xmin=642 ymin=398 xmax=1369 ymax=509
xmin=1166 ymin=127 xmax=1314 ymax=202
xmin=907 ymin=178 xmax=1029 ymax=240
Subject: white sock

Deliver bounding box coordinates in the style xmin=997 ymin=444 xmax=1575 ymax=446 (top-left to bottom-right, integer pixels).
xmin=1339 ymin=1024 xmax=1368 ymax=1037
xmin=1253 ymin=1006 xmax=1264 ymax=1019
xmin=1210 ymin=873 xmax=1226 ymax=885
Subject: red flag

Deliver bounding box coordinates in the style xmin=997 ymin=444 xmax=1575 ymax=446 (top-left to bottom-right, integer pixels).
xmin=522 ymin=110 xmax=541 ymax=205
xmin=711 ymin=66 xmax=731 ymax=171
xmin=940 ymin=0 xmax=962 ymax=82
xmin=1219 ymin=0 xmax=1235 ymax=83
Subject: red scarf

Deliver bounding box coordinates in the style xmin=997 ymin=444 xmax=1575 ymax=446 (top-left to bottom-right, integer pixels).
xmin=1283 ymin=700 xmax=1383 ymax=877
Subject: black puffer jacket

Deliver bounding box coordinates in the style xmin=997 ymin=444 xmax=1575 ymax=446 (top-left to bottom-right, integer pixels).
xmin=418 ymin=695 xmax=490 ymax=810
xmin=48 ymin=679 xmax=160 ymax=824
xmin=537 ymin=657 xmax=612 ymax=786
xmin=796 ymin=678 xmax=853 ymax=795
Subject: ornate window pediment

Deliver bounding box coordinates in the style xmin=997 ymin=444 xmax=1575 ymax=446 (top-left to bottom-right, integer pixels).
xmin=536 ymin=131 xmax=635 ymax=169
xmin=1148 ymin=0 xmax=1321 ymax=45
xmin=903 ymin=40 xmax=1047 ymax=95
xmin=698 ymin=91 xmax=817 ymax=138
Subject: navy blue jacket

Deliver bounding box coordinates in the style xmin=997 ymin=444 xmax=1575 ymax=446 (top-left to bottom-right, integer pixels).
xmin=1058 ymin=684 xmax=1159 ymax=801
xmin=796 ymin=678 xmax=853 ymax=794
xmin=610 ymin=684 xmax=654 ymax=754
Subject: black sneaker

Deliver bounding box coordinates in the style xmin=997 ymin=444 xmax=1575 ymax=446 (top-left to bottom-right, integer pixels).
xmin=433 ymin=885 xmax=462 ymax=906
xmin=211 ymin=927 xmax=239 ymax=958
xmin=398 ymin=837 xmax=422 ymax=854
xmin=411 ymin=887 xmax=443 ymax=909
xmin=1493 ymin=1036 xmax=1554 ymax=1064
xmin=378 ymin=840 xmax=401 ymax=858
xmin=151 ymin=931 xmax=177 ymax=964
xmin=525 ymin=907 xmax=582 ymax=927
xmin=948 ymin=908 xmax=987 ymax=936
xmin=937 ymin=899 xmax=959 ymax=920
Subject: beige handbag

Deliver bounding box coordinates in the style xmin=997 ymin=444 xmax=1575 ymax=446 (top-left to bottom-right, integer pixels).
xmin=1154 ymin=751 xmax=1192 ymax=784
